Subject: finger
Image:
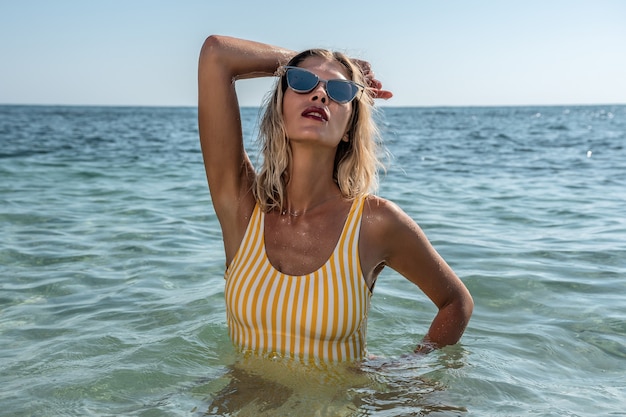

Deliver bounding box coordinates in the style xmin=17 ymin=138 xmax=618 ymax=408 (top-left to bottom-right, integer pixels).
xmin=371 ymin=89 xmax=393 ymax=100
xmin=369 ymin=78 xmax=382 ymax=89
xmin=357 ymin=59 xmax=371 ymax=73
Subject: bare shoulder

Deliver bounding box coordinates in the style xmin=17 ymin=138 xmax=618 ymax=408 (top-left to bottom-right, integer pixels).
xmin=362 ymin=195 xmax=421 ymax=237
xmin=359 ymin=195 xmax=428 ymax=276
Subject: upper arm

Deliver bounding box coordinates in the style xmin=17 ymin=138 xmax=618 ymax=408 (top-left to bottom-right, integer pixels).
xmin=363 ymin=197 xmax=471 ymax=310
xmin=197 ymin=35 xmax=255 ymax=217
xmin=197 ymin=36 xmax=258 ymax=262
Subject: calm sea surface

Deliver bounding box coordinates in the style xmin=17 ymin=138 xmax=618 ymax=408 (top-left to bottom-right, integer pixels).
xmin=1 ymin=104 xmax=625 ymax=416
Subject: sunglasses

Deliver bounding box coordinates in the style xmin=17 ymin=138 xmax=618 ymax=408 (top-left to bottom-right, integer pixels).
xmin=283 ymin=66 xmax=364 ymax=104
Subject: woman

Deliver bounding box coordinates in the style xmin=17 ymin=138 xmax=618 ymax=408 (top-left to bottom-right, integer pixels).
xmin=198 ymin=35 xmax=473 ymax=363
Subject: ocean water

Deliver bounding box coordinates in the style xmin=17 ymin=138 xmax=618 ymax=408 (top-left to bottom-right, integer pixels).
xmin=1 ymin=104 xmax=625 ymax=416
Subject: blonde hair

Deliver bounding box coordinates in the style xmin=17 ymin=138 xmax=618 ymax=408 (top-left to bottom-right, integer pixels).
xmin=254 ymin=49 xmax=382 ymax=212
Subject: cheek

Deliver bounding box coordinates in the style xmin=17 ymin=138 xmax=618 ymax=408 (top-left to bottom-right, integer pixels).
xmin=336 ymin=105 xmax=353 ymax=133
xmin=281 ymin=93 xmax=297 ymax=128
xmin=280 ymin=98 xmax=293 ymax=129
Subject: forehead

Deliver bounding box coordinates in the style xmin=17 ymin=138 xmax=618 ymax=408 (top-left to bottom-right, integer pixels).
xmin=297 ymin=56 xmax=351 ymax=81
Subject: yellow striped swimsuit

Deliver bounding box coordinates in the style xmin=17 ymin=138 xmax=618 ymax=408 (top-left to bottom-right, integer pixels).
xmin=224 ymin=196 xmax=372 ymax=362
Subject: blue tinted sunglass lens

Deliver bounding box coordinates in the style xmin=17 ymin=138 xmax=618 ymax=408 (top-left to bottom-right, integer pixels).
xmin=326 ymin=80 xmax=358 ymax=104
xmin=286 ymin=68 xmax=318 ymax=92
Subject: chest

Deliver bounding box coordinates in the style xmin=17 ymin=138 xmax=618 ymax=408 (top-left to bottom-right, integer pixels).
xmin=263 ymin=208 xmax=349 ymax=276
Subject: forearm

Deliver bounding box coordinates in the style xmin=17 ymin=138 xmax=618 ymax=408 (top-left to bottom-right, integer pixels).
xmin=199 ymin=34 xmax=294 ymax=81
xmin=419 ymin=295 xmax=473 ymax=352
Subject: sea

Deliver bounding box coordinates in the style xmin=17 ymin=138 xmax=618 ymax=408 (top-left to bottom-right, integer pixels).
xmin=1 ymin=104 xmax=625 ymax=416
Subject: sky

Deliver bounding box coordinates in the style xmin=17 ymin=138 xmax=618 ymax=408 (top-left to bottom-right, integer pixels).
xmin=1 ymin=0 xmax=625 ymax=107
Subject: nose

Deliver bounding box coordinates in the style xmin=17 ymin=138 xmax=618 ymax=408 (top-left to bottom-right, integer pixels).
xmin=310 ymin=81 xmax=328 ymax=104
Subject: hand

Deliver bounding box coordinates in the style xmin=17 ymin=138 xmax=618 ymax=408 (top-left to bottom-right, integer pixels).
xmin=360 ymin=351 xmax=429 ymax=374
xmin=354 ymin=59 xmax=393 ymax=100
xmin=413 ymin=343 xmax=436 ymax=355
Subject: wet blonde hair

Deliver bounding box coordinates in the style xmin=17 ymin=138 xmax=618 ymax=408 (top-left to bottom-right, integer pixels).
xmin=254 ymin=49 xmax=382 ymax=212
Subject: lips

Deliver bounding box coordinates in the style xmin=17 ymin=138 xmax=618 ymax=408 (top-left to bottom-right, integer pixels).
xmin=301 ymin=106 xmax=329 ymax=122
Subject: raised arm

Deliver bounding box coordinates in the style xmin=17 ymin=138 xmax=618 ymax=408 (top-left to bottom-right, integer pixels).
xmin=197 ymin=35 xmax=293 ymax=263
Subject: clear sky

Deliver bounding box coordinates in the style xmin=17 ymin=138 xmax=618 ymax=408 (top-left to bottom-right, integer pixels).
xmin=1 ymin=0 xmax=625 ymax=107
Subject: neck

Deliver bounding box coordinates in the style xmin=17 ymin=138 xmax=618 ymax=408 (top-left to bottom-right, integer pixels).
xmin=282 ymin=145 xmax=341 ymax=215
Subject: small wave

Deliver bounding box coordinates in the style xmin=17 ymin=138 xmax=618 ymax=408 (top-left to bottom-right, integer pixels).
xmin=547 ymin=124 xmax=569 ymax=131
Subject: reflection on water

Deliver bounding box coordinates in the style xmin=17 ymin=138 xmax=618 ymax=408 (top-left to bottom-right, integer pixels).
xmin=195 ymin=348 xmax=468 ymax=416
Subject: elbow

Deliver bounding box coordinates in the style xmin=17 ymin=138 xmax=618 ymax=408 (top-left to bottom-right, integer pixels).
xmin=463 ymin=290 xmax=474 ymax=321
xmin=424 ymin=287 xmax=474 ymax=350
xmin=440 ymin=285 xmax=474 ymax=323
xmin=446 ymin=288 xmax=474 ymax=338
xmin=202 ymin=34 xmax=225 ymax=51
xmin=200 ymin=34 xmax=225 ymax=63
xmin=457 ymin=287 xmax=474 ymax=330
xmin=198 ymin=35 xmax=235 ymax=86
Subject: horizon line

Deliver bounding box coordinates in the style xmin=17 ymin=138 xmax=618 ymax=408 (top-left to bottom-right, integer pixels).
xmin=1 ymin=102 xmax=625 ymax=109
